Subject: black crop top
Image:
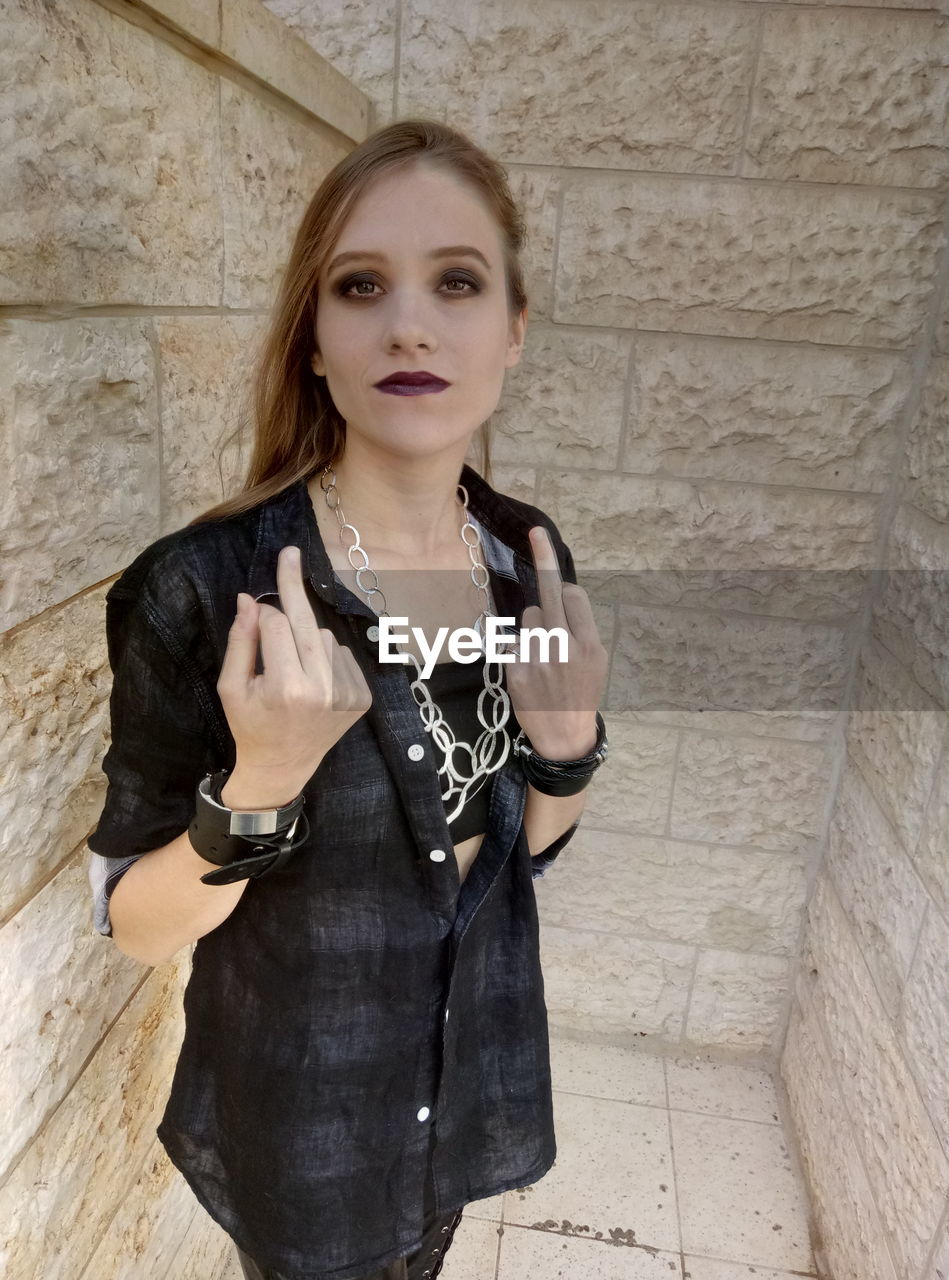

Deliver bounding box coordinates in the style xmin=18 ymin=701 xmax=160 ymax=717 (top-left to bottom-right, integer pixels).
xmin=423 ymin=654 xmax=498 ymax=843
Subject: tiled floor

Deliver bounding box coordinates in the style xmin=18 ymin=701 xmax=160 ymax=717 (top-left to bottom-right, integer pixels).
xmin=223 ymin=1036 xmax=818 ymax=1279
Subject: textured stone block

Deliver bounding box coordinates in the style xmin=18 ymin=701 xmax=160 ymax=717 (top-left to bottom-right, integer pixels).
xmin=180 ymin=1207 xmax=238 ymax=1280
xmin=904 ymin=354 xmax=949 ymax=524
xmin=0 ymin=853 xmax=142 ymax=1184
xmin=538 ymin=469 xmax=877 ymax=620
xmin=607 ymin=599 xmax=850 ymax=728
xmin=939 ymin=277 xmax=949 ymax=355
xmin=79 ymin=1137 xmax=199 ymax=1280
xmin=79 ymin=1132 xmax=235 ymax=1277
xmin=399 ymin=0 xmax=755 ymax=174
xmin=801 ymin=875 xmax=949 ymax=1278
xmin=781 ymin=994 xmax=900 ymax=1280
xmin=911 ymin=726 xmax=949 ymax=921
xmin=538 ymin=918 xmax=693 ymax=1042
xmin=483 ymin=464 xmax=535 ymax=507
xmin=872 ymin=504 xmax=949 ymax=712
xmin=873 ymin=505 xmax=949 ymax=712
xmin=221 ymin=81 xmax=350 ymax=310
xmin=847 ymin=637 xmax=947 ymax=858
xmin=555 ymin=177 xmax=944 ymax=347
xmin=672 ymin=732 xmax=826 ymax=852
xmin=223 ymin=0 xmax=371 ymax=144
xmin=0 ymin=958 xmax=189 ymax=1280
xmin=746 ymin=10 xmax=949 ymax=189
xmin=623 ymin=334 xmax=911 ymax=494
xmin=0 ymin=587 xmax=111 ymax=914
xmin=580 ymin=716 xmax=677 ymax=833
xmin=155 ymin=316 xmax=264 ymax=531
xmin=931 ymin=1216 xmax=949 ymax=1280
xmin=508 ymin=168 xmax=563 ymax=324
xmin=827 ymin=762 xmax=929 ymax=1021
xmin=0 ymin=318 xmax=159 ymax=629
xmin=686 ymin=948 xmax=789 ymax=1051
xmin=138 ymin=0 xmax=219 ymax=47
xmin=539 ymin=824 xmax=807 ymax=957
xmin=0 ymin=0 xmax=221 ymax=306
xmin=493 ymin=326 xmax=627 ymax=470
xmin=899 ymin=902 xmax=949 ymax=1156
xmin=263 ymin=0 xmax=397 ymax=122
xmin=751 ymin=0 xmax=943 ymax=7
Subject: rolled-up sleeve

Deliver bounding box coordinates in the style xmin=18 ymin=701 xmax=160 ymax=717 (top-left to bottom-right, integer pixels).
xmin=87 ymin=579 xmax=219 ymax=937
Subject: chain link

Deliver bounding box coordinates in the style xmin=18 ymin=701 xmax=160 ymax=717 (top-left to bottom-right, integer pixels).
xmin=320 ymin=466 xmax=512 ymax=824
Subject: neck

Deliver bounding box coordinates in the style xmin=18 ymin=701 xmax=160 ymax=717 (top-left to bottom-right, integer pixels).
xmin=315 ymin=442 xmax=474 ymax=560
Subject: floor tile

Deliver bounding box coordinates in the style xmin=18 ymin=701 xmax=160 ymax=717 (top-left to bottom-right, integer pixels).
xmin=439 ymin=1214 xmax=501 ymax=1279
xmin=665 ymin=1057 xmax=780 ymax=1125
xmin=683 ymin=1257 xmax=816 ymax=1279
xmin=463 ymin=1188 xmax=504 ymax=1221
xmin=672 ymin=1111 xmax=813 ymax=1271
xmin=497 ymin=1222 xmax=683 ymax=1278
xmin=550 ymin=1035 xmax=667 ymax=1106
xmin=504 ymin=1089 xmax=680 ymax=1254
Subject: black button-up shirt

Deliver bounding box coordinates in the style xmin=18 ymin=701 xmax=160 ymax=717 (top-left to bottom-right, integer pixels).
xmin=87 ymin=464 xmax=583 ymax=1280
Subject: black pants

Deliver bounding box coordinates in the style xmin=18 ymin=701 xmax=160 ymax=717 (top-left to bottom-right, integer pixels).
xmin=235 ymin=1159 xmax=465 ymax=1280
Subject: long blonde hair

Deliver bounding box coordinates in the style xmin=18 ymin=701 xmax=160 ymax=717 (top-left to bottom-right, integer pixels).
xmin=190 ymin=118 xmax=529 ymax=526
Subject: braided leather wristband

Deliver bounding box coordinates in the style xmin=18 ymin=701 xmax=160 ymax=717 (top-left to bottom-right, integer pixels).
xmin=189 ymin=771 xmax=309 ymax=885
xmin=513 ymin=711 xmax=609 ymax=797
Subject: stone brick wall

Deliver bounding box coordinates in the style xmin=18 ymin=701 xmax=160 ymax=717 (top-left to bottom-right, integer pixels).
xmin=262 ymin=3 xmax=949 ymax=1278
xmin=4 ymin=0 xmax=948 ymax=1276
xmin=0 ymin=2 xmax=368 ymax=1275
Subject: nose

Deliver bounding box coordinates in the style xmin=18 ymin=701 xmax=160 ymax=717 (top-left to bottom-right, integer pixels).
xmin=383 ymin=287 xmax=438 ymax=353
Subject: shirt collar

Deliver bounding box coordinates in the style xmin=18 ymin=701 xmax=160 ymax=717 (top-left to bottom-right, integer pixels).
xmin=247 ymin=465 xmax=539 ymax=615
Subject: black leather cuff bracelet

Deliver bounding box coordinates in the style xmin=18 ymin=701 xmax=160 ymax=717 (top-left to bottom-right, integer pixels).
xmin=189 ymin=770 xmax=308 ymax=885
xmin=513 ymin=711 xmax=609 ymax=797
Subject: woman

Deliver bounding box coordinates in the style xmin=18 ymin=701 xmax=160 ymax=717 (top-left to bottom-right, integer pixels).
xmin=87 ymin=119 xmax=609 ymax=1280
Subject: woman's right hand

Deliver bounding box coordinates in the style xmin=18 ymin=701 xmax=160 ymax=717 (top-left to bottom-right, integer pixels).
xmin=215 ymin=544 xmax=372 ymax=806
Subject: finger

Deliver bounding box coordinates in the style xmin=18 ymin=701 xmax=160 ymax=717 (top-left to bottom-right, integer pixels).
xmin=217 ymin=593 xmax=261 ymax=695
xmin=560 ymin=581 xmax=597 ymax=636
xmin=274 ymin=543 xmax=333 ymax=679
xmin=332 ymin=642 xmax=373 ymax=714
xmin=255 ymin=598 xmax=318 ymax=684
xmin=528 ymin=526 xmax=567 ymax=629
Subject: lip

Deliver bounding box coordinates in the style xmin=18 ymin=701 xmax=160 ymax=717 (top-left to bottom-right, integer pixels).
xmin=374 ymin=371 xmax=450 ymax=395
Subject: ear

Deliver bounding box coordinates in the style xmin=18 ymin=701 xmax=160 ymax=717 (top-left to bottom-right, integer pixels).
xmin=311 ymin=348 xmax=325 ymax=376
xmin=505 ymin=306 xmax=527 ymax=369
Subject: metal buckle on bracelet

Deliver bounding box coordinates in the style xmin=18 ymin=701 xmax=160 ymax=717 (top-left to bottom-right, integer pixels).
xmin=202 ymin=770 xmax=304 ymax=837
xmin=190 ymin=770 xmax=308 ymax=884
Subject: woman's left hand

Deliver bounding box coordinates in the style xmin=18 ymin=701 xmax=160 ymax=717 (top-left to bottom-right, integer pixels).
xmin=501 ymin=526 xmax=609 ymax=760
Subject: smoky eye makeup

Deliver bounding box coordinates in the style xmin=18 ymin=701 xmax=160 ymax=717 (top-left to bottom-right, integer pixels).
xmin=329 ymin=267 xmax=487 ymax=297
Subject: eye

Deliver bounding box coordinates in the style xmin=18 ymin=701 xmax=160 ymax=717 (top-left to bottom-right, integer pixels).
xmin=334 ymin=271 xmax=482 ymax=299
xmin=337 ymin=277 xmax=379 ymax=298
xmin=441 ymin=272 xmax=481 ymax=294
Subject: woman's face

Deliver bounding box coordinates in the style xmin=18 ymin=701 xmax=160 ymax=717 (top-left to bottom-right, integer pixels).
xmin=312 ymin=163 xmax=526 ymax=464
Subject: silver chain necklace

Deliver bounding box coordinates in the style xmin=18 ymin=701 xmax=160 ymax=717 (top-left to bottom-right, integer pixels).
xmin=319 ymin=466 xmax=512 ymax=824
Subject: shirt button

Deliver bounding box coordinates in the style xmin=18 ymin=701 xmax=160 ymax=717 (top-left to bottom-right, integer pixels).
xmin=444 ymin=1007 xmax=450 ymax=1022
xmin=407 ymin=743 xmax=425 ymax=762
xmin=417 ymin=1106 xmax=431 ymax=1122
xmin=429 ymin=849 xmax=447 ymax=862
xmin=367 ymin=625 xmax=379 ymax=641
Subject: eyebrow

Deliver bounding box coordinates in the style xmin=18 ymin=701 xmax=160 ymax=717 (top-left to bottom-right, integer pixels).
xmin=326 ymin=244 xmax=492 ymax=274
